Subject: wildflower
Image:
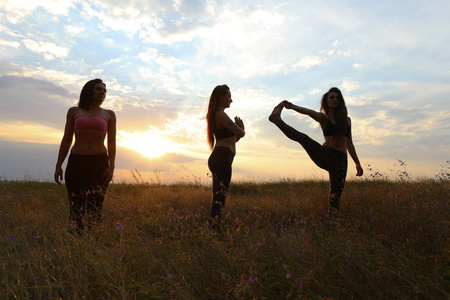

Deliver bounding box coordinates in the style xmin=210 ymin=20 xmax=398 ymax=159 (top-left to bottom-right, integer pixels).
xmin=286 ymin=272 xmax=292 ymax=279
xmin=317 ymin=261 xmax=324 ymax=269
xmin=247 ymin=275 xmax=258 ymax=283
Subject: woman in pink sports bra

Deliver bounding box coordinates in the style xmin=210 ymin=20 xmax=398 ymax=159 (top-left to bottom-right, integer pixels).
xmin=54 ymin=79 xmax=116 ymax=235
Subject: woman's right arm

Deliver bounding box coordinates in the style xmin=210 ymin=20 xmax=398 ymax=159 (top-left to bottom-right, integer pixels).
xmin=283 ymin=100 xmax=327 ymax=124
xmin=216 ymin=111 xmax=245 ymax=138
xmin=54 ymin=108 xmax=75 ymax=185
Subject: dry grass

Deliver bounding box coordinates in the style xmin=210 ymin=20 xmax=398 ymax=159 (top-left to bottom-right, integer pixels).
xmin=0 ymin=177 xmax=448 ymax=299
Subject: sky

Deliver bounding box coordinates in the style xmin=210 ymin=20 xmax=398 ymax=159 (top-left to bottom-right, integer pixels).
xmin=0 ymin=0 xmax=449 ymax=184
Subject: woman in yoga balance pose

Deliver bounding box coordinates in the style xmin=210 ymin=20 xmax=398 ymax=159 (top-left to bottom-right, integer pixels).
xmin=269 ymin=87 xmax=363 ymax=214
xmin=54 ymin=79 xmax=116 ymax=234
xmin=206 ymin=84 xmax=245 ymax=225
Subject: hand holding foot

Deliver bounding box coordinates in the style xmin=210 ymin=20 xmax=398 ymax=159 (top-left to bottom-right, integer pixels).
xmin=268 ymin=102 xmax=285 ymax=125
xmin=283 ymin=100 xmax=293 ymax=109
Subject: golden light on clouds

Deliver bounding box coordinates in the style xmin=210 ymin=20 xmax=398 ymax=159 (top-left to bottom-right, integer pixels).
xmin=117 ymin=129 xmax=177 ymax=159
xmin=0 ymin=121 xmax=61 ymax=144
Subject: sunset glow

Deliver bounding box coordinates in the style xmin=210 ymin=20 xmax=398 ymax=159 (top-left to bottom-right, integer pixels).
xmin=0 ymin=122 xmax=62 ymax=144
xmin=118 ymin=130 xmax=176 ymax=159
xmin=0 ymin=1 xmax=449 ymax=182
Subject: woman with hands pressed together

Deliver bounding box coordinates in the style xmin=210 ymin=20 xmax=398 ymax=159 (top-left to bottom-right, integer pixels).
xmin=269 ymin=87 xmax=362 ymax=215
xmin=206 ymin=85 xmax=245 ymax=226
xmin=54 ymin=79 xmax=116 ymax=234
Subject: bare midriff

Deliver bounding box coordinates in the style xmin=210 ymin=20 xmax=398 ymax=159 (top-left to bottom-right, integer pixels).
xmin=71 ymin=131 xmax=107 ymax=155
xmin=215 ymin=136 xmax=236 ymax=155
xmin=323 ymin=136 xmax=347 ymax=154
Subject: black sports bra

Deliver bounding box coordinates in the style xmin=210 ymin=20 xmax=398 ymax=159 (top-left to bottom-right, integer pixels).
xmin=214 ymin=127 xmax=235 ymax=140
xmin=323 ymin=120 xmax=351 ymax=137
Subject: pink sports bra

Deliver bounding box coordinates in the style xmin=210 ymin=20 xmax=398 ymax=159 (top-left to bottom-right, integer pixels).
xmin=74 ymin=117 xmax=107 ymax=133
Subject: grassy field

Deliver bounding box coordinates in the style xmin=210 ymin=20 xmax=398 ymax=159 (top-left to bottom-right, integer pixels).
xmin=0 ymin=176 xmax=448 ymax=299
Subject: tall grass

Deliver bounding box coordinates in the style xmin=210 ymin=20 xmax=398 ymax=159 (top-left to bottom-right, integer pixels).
xmin=0 ymin=177 xmax=448 ymax=299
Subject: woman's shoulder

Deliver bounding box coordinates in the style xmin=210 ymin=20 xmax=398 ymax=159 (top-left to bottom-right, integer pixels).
xmin=107 ymin=109 xmax=116 ymax=119
xmin=67 ymin=106 xmax=80 ymax=118
xmin=318 ymin=113 xmax=330 ymax=126
xmin=215 ymin=110 xmax=230 ymax=121
xmin=101 ymin=108 xmax=116 ymax=123
xmin=68 ymin=106 xmax=79 ymax=113
xmin=214 ymin=111 xmax=231 ymax=128
xmin=215 ymin=110 xmax=228 ymax=116
xmin=101 ymin=108 xmax=115 ymax=116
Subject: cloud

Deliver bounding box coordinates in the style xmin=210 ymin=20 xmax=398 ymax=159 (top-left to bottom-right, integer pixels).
xmin=0 ymin=76 xmax=74 ymax=128
xmin=0 ymin=140 xmax=57 ymax=181
xmin=22 ymin=39 xmax=69 ymax=60
xmin=76 ymin=0 xmax=211 ymax=40
xmin=0 ymin=0 xmax=74 ymax=23
xmin=309 ymin=88 xmax=321 ymax=95
xmin=292 ymin=56 xmax=325 ymax=70
xmin=0 ymin=39 xmax=20 ymax=48
xmin=0 ymin=121 xmax=62 ymax=144
xmin=64 ymin=24 xmax=85 ymax=36
xmin=342 ymin=80 xmax=360 ymax=92
xmin=137 ymin=48 xmax=158 ymax=63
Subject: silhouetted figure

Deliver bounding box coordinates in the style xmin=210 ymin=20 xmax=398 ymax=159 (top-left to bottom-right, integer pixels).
xmin=206 ymin=85 xmax=245 ymax=227
xmin=54 ymin=79 xmax=116 ymax=235
xmin=269 ymin=87 xmax=363 ymax=214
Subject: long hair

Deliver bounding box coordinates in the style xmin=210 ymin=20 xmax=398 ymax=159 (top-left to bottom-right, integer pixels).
xmin=78 ymin=78 xmax=104 ymax=110
xmin=206 ymin=84 xmax=230 ymax=150
xmin=320 ymin=87 xmax=349 ymax=135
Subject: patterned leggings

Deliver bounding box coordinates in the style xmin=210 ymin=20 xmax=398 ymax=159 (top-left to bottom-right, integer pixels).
xmin=65 ymin=153 xmax=109 ymax=232
xmin=208 ymin=146 xmax=235 ymax=219
xmin=277 ymin=120 xmax=348 ymax=211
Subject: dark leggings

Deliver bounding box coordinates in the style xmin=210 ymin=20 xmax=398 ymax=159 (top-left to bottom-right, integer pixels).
xmin=208 ymin=146 xmax=235 ymax=219
xmin=277 ymin=120 xmax=348 ymax=211
xmin=65 ymin=153 xmax=109 ymax=231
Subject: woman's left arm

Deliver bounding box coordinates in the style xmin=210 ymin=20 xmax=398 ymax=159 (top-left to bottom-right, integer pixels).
xmin=346 ymin=118 xmax=363 ymax=176
xmin=234 ymin=116 xmax=245 ymax=142
xmin=104 ymin=110 xmax=117 ymax=184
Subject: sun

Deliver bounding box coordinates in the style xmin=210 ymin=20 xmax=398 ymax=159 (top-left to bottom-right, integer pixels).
xmin=118 ymin=130 xmax=175 ymax=159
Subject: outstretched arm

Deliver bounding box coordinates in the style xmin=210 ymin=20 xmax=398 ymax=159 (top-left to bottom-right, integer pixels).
xmin=284 ymin=100 xmax=328 ymax=125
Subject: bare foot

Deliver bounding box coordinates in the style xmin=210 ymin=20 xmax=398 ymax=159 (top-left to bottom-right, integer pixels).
xmin=268 ymin=102 xmax=284 ymax=124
